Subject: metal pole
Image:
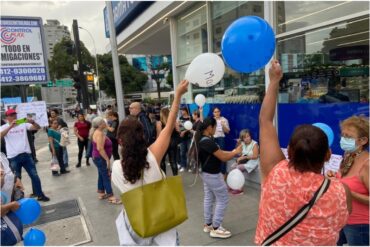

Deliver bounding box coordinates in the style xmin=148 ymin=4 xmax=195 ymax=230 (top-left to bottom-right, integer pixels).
xmin=72 ymin=19 xmax=90 ymax=110
xmin=106 ymin=1 xmax=125 ymax=120
xmin=79 ymin=27 xmax=101 ymax=107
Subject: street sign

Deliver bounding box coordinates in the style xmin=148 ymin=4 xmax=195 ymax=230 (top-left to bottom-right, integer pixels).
xmin=0 ymin=16 xmax=50 ymax=85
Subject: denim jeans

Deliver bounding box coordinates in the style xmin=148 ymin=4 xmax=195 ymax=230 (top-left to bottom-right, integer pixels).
xmin=9 ymin=153 xmax=44 ymax=197
xmin=92 ymin=157 xmax=113 ymax=195
xmin=337 ymin=224 xmax=369 ymax=246
xmin=214 ymin=137 xmax=226 ymax=174
xmin=179 ymin=138 xmax=190 ymax=169
xmin=201 ymin=172 xmax=229 ymax=228
xmin=63 ymin=147 xmax=68 ymax=167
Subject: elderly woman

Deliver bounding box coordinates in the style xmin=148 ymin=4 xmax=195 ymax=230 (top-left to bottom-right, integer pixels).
xmin=91 ymin=117 xmax=120 ymax=204
xmin=330 ymin=116 xmax=369 ymax=246
xmin=112 ymin=80 xmax=189 ymax=245
xmin=255 ymin=60 xmax=351 ymax=245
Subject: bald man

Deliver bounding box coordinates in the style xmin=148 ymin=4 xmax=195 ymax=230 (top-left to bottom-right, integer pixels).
xmin=128 ymin=102 xmax=156 ymax=145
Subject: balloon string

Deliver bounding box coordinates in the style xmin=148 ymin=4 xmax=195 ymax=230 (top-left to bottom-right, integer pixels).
xmin=189 ymin=134 xmax=200 ymax=187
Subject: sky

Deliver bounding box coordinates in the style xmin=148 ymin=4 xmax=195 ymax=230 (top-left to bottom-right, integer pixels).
xmin=1 ymin=0 xmax=109 ymax=55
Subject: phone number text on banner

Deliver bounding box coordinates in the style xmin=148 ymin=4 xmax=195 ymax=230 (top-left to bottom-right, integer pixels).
xmin=0 ymin=17 xmax=49 ymax=85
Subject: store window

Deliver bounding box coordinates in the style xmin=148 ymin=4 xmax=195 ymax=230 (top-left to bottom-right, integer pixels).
xmin=211 ymin=1 xmax=264 ymax=53
xmin=277 ymin=16 xmax=369 ymax=103
xmin=176 ymin=3 xmax=208 ymax=66
xmin=276 ymin=1 xmax=369 ymax=34
xmin=210 ymin=1 xmax=265 ymax=103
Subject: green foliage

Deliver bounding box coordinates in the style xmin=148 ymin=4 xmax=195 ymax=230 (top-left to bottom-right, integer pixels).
xmin=48 ymin=37 xmax=94 ymax=80
xmin=98 ymin=53 xmax=148 ymax=97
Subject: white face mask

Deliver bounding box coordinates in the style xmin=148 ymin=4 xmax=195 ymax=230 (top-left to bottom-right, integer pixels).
xmin=340 ymin=137 xmax=357 ymax=152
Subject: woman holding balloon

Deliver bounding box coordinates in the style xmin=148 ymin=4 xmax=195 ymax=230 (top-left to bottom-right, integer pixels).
xmin=178 ymin=107 xmax=192 ymax=173
xmin=255 ymin=60 xmax=351 ymax=245
xmin=195 ymin=117 xmax=242 ymax=239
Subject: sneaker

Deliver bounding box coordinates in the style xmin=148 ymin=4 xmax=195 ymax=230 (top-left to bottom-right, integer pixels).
xmin=76 ymin=163 xmax=81 ymax=168
xmin=210 ymin=226 xmax=232 ymax=239
xmin=60 ymin=170 xmax=71 ymax=174
xmin=179 ymin=168 xmax=185 ymax=172
xmin=203 ymin=224 xmax=213 ymax=233
xmin=188 ymin=169 xmax=192 ymax=173
xmin=37 ymin=195 xmax=50 ymax=202
xmin=29 ymin=193 xmax=37 ymax=198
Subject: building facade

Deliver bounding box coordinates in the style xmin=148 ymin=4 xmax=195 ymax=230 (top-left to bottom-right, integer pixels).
xmin=104 ymin=1 xmax=369 ymax=155
xmin=43 ymin=20 xmax=71 ymax=60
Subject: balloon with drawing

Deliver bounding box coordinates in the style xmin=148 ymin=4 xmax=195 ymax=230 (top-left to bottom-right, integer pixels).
xmin=185 ymin=53 xmax=225 ymax=88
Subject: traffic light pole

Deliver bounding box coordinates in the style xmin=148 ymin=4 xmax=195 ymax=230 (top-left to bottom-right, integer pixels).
xmin=106 ymin=1 xmax=126 ymax=120
xmin=72 ymin=20 xmax=90 ymax=110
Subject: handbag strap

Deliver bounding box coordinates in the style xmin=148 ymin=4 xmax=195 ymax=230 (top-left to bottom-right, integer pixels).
xmin=261 ymin=178 xmax=331 ymax=246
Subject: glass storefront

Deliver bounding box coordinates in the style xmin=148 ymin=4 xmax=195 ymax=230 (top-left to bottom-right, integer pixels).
xmin=176 ymin=3 xmax=208 ymax=66
xmin=277 ymin=15 xmax=369 ymax=103
xmin=174 ymin=1 xmax=369 ymax=105
xmin=275 ymin=1 xmax=369 ymax=34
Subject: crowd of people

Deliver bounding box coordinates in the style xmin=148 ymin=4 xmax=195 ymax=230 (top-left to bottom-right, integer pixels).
xmin=1 ymin=60 xmax=368 ymax=246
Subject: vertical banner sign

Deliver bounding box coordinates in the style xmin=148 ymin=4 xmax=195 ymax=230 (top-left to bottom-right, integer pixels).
xmin=0 ymin=16 xmax=49 ymax=85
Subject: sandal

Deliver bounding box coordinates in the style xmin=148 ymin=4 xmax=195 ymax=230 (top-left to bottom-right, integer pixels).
xmin=107 ymin=197 xmax=121 ymax=205
xmin=98 ymin=193 xmax=109 ymax=200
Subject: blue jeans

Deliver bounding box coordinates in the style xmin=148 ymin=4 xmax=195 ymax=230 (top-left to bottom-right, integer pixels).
xmin=9 ymin=153 xmax=44 ymax=197
xmin=179 ymin=138 xmax=190 ymax=169
xmin=201 ymin=172 xmax=229 ymax=228
xmin=214 ymin=137 xmax=226 ymax=174
xmin=63 ymin=147 xmax=68 ymax=167
xmin=337 ymin=224 xmax=369 ymax=246
xmin=92 ymin=157 xmax=113 ymax=196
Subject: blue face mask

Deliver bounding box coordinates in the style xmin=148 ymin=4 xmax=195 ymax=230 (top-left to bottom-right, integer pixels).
xmin=340 ymin=137 xmax=357 ymax=152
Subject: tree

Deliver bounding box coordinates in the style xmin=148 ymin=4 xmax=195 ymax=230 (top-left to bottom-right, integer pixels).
xmin=98 ymin=53 xmax=148 ymax=97
xmin=150 ymin=61 xmax=171 ymax=99
xmin=48 ymin=37 xmax=95 ymax=80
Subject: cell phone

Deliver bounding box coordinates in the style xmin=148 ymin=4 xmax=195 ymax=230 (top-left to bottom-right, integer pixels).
xmin=15 ymin=118 xmax=27 ymax=125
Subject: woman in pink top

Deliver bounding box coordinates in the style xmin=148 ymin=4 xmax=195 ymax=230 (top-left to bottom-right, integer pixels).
xmin=255 ymin=60 xmax=351 ymax=245
xmin=91 ymin=117 xmax=120 ymax=204
xmin=328 ymin=116 xmax=369 ymax=246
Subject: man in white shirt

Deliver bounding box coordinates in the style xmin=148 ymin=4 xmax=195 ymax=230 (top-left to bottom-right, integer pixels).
xmin=0 ymin=109 xmax=50 ymax=202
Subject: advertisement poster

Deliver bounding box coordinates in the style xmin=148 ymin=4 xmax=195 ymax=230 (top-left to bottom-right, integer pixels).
xmin=0 ymin=16 xmax=49 ymax=85
xmin=5 ymin=101 xmax=48 ymax=127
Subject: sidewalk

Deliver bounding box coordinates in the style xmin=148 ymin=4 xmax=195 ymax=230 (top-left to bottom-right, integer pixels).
xmin=20 ymin=122 xmax=260 ymax=245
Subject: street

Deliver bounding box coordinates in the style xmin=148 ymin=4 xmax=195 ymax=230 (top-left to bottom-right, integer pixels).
xmin=22 ymin=118 xmax=260 ymax=245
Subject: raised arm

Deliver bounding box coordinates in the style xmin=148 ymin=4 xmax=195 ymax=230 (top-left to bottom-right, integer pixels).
xmin=150 ymin=80 xmax=189 ymax=165
xmin=259 ymin=60 xmax=285 ymax=183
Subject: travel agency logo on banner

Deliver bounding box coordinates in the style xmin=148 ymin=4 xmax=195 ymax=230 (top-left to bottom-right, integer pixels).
xmin=0 ymin=16 xmax=49 ymax=85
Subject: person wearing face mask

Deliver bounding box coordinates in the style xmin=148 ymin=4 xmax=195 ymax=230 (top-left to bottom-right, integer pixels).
xmin=327 ymin=116 xmax=369 ymax=246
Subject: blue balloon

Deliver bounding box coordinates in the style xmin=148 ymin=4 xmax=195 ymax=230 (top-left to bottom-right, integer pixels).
xmin=312 ymin=123 xmax=334 ymax=147
xmin=221 ymin=16 xmax=276 ymax=73
xmin=24 ymin=228 xmax=46 ymax=246
xmin=14 ymin=198 xmax=41 ymax=225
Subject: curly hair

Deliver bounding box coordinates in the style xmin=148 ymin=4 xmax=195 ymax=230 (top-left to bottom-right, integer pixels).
xmin=340 ymin=115 xmax=369 ymax=147
xmin=117 ymin=118 xmax=149 ymax=184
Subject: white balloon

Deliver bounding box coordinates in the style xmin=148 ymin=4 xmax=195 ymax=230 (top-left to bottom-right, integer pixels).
xmin=185 ymin=53 xmax=225 ymax=88
xmin=227 ymin=169 xmax=245 ymax=190
xmin=194 ymin=94 xmax=206 ymax=107
xmin=184 ymin=121 xmax=193 ymax=130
